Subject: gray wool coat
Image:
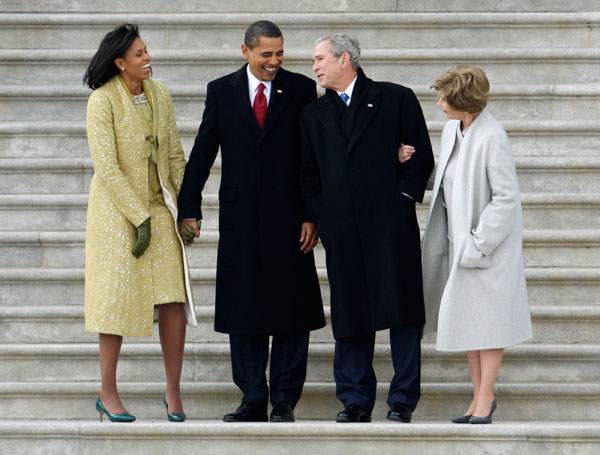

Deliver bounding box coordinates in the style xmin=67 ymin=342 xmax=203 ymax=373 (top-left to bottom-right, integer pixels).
xmin=422 ymin=109 xmax=532 ymax=351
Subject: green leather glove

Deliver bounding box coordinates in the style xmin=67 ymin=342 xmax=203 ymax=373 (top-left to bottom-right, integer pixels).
xmin=182 ymin=220 xmax=201 ymax=243
xmin=132 ymin=217 xmax=151 ymax=258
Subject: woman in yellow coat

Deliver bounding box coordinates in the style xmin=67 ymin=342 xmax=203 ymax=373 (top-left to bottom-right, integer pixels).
xmin=83 ymin=24 xmax=196 ymax=422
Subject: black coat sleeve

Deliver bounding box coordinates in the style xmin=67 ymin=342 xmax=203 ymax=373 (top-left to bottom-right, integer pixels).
xmin=397 ymin=88 xmax=435 ymax=203
xmin=177 ymin=81 xmax=220 ymax=220
xmin=299 ymin=107 xmax=323 ymax=222
xmin=298 ymin=80 xmax=318 ymax=222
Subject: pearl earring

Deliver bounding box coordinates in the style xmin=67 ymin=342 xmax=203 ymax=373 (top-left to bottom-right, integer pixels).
xmin=121 ymin=67 xmax=125 ymax=71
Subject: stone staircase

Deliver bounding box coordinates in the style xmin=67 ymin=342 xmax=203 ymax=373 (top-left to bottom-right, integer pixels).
xmin=1 ymin=2 xmax=600 ymax=453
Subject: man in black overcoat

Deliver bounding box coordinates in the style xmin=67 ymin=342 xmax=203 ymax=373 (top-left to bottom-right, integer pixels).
xmin=177 ymin=21 xmax=325 ymax=423
xmin=300 ymin=34 xmax=434 ymax=423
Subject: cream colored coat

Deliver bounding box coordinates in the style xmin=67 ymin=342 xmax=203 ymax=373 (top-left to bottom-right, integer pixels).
xmin=85 ymin=76 xmax=196 ymax=337
xmin=422 ymin=110 xmax=532 ymax=351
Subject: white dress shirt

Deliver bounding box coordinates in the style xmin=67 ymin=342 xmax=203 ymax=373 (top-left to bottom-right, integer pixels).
xmin=247 ymin=65 xmax=272 ymax=107
xmin=336 ymin=75 xmax=358 ymax=106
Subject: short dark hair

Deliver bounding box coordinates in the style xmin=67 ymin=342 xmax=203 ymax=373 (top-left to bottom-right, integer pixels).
xmin=83 ymin=23 xmax=140 ymax=90
xmin=244 ymin=21 xmax=282 ymax=49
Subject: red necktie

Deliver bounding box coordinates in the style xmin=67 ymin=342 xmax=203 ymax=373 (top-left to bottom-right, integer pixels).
xmin=253 ymin=83 xmax=267 ymax=129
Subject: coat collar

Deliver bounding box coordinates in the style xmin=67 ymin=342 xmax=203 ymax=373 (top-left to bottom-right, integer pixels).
xmin=111 ymin=76 xmax=159 ymax=145
xmin=226 ymin=64 xmax=292 ymax=139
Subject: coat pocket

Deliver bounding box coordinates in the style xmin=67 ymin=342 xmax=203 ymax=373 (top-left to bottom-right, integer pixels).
xmin=459 ymin=234 xmax=491 ymax=269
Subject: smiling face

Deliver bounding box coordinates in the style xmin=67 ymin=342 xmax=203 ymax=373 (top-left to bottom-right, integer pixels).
xmin=242 ymin=36 xmax=284 ymax=82
xmin=114 ymin=36 xmax=151 ymax=85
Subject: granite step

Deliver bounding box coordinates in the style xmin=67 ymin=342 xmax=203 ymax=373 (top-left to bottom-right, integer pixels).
xmin=1 ymin=265 xmax=595 ymax=308
xmin=0 ymin=342 xmax=597 ymax=383
xmin=3 ymin=12 xmax=599 ymax=50
xmin=1 ymin=380 xmax=598 ymax=421
xmin=2 ymin=154 xmax=600 ymax=195
xmin=1 ymin=48 xmax=599 ymax=86
xmin=2 ymin=120 xmax=598 ymax=159
xmin=0 ymin=304 xmax=597 ymax=344
xmin=0 ymin=192 xmax=598 ymax=231
xmin=2 ymin=0 xmax=598 ymax=13
xmin=3 ymin=83 xmax=598 ymax=124
xmin=1 ymin=228 xmax=599 ymax=269
xmin=1 ymin=421 xmax=599 ymax=455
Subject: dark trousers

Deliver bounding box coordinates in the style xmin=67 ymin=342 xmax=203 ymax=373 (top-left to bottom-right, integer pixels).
xmin=333 ymin=325 xmax=421 ymax=414
xmin=229 ymin=332 xmax=309 ymax=409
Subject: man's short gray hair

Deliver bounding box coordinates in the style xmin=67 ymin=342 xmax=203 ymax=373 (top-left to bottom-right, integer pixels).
xmin=316 ymin=34 xmax=361 ymax=71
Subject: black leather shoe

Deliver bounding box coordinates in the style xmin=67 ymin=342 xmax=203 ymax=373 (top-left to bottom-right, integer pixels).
xmin=223 ymin=402 xmax=268 ymax=422
xmin=270 ymin=402 xmax=295 ymax=422
xmin=387 ymin=403 xmax=412 ymax=423
xmin=336 ymin=404 xmax=371 ymax=423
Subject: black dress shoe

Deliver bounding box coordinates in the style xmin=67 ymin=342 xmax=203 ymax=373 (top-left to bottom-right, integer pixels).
xmin=336 ymin=404 xmax=371 ymax=423
xmin=223 ymin=402 xmax=268 ymax=422
xmin=270 ymin=402 xmax=295 ymax=422
xmin=387 ymin=403 xmax=412 ymax=423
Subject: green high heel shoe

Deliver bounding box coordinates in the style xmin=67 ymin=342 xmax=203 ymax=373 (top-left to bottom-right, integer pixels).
xmin=96 ymin=398 xmax=136 ymax=422
xmin=164 ymin=396 xmax=186 ymax=422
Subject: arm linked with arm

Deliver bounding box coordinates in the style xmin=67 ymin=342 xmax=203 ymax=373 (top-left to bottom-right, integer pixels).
xmin=397 ymin=88 xmax=435 ymax=203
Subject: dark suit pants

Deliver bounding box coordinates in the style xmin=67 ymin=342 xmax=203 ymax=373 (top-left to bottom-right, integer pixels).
xmin=333 ymin=325 xmax=421 ymax=414
xmin=229 ymin=333 xmax=309 ymax=409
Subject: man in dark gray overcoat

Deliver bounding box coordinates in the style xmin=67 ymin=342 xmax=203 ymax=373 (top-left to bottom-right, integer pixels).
xmin=300 ymin=34 xmax=434 ymax=423
xmin=178 ymin=21 xmax=325 ymax=423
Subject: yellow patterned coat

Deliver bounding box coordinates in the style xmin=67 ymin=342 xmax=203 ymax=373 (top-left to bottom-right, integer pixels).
xmin=85 ymin=76 xmax=197 ymax=337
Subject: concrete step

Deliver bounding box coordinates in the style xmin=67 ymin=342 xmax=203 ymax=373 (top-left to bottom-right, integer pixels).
xmin=0 ymin=266 xmax=596 ymax=308
xmin=3 ymin=13 xmax=600 ymax=50
xmin=0 ymin=303 xmax=597 ymax=344
xmin=1 ymin=228 xmax=599 ymax=269
xmin=1 ymin=192 xmax=598 ymax=231
xmin=1 ymin=421 xmax=599 ymax=455
xmin=1 ymin=380 xmax=598 ymax=422
xmin=2 ymin=119 xmax=598 ymax=159
xmin=2 ymin=0 xmax=598 ymax=13
xmin=3 ymin=154 xmax=600 ymax=196
xmin=0 ymin=342 xmax=597 ymax=383
xmin=1 ymin=48 xmax=599 ymax=86
xmin=3 ymin=83 xmax=598 ymax=123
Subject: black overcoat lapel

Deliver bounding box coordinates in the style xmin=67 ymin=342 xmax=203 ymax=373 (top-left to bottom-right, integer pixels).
xmin=346 ymin=78 xmax=381 ymax=154
xmin=226 ymin=65 xmax=260 ymax=137
xmin=316 ymin=94 xmax=348 ymax=153
xmin=260 ymin=71 xmax=292 ymax=139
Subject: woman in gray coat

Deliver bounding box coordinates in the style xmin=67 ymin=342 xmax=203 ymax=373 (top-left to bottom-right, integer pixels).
xmin=403 ymin=66 xmax=532 ymax=424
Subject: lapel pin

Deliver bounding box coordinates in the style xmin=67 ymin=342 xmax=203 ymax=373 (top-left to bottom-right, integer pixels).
xmin=367 ymin=103 xmax=373 ymax=108
xmin=277 ymin=89 xmax=283 ymax=93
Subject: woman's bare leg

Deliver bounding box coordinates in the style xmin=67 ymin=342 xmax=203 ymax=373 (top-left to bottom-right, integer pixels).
xmin=159 ymin=302 xmax=187 ymax=413
xmin=464 ymin=350 xmax=481 ymax=416
xmin=472 ymin=348 xmax=503 ymax=417
xmin=99 ymin=333 xmax=128 ymax=413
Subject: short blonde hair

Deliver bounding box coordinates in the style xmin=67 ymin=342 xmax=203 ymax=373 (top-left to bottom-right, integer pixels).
xmin=431 ymin=65 xmax=489 ymax=113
